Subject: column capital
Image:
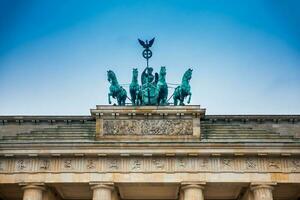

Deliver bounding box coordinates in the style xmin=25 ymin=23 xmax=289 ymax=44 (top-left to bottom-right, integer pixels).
xmin=250 ymin=182 xmax=276 ymax=191
xmin=19 ymin=183 xmax=46 ymax=191
xmin=181 ymin=181 xmax=206 ymax=190
xmin=90 ymin=182 xmax=114 ymax=191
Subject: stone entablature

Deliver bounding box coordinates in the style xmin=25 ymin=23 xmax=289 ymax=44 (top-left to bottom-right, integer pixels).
xmin=1 ymin=156 xmax=299 ymax=174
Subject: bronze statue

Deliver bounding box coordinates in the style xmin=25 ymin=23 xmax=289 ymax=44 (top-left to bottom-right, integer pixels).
xmin=106 ymin=38 xmax=193 ymax=106
xmin=107 ymin=70 xmax=127 ymax=106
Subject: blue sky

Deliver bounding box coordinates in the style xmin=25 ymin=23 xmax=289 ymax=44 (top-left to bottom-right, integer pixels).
xmin=0 ymin=0 xmax=299 ymax=115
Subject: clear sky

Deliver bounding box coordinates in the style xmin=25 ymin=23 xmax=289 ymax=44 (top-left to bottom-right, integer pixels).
xmin=0 ymin=0 xmax=299 ymax=115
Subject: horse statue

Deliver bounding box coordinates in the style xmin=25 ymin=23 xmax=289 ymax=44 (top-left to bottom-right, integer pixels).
xmin=129 ymin=68 xmax=142 ymax=105
xmin=107 ymin=70 xmax=127 ymax=106
xmin=173 ymin=68 xmax=192 ymax=106
xmin=156 ymin=66 xmax=168 ymax=105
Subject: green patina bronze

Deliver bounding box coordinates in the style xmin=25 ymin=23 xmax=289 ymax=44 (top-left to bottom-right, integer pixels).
xmin=155 ymin=66 xmax=168 ymax=105
xmin=107 ymin=70 xmax=127 ymax=106
xmin=129 ymin=68 xmax=142 ymax=105
xmin=106 ymin=39 xmax=193 ymax=106
xmin=173 ymin=68 xmax=193 ymax=106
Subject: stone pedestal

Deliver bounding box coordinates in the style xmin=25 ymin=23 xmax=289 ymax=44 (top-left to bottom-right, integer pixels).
xmin=251 ymin=184 xmax=275 ymax=200
xmin=91 ymin=105 xmax=205 ymax=140
xmin=181 ymin=182 xmax=205 ymax=200
xmin=91 ymin=183 xmax=115 ymax=200
xmin=21 ymin=184 xmax=45 ymax=200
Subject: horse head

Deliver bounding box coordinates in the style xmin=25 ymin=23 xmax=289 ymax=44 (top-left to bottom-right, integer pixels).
xmin=182 ymin=68 xmax=193 ymax=82
xmin=159 ymin=66 xmax=166 ymax=77
xmin=107 ymin=70 xmax=117 ymax=83
xmin=132 ymin=68 xmax=138 ymax=78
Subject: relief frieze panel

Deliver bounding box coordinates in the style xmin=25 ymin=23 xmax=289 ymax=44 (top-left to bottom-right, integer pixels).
xmin=244 ymin=157 xmax=258 ymax=171
xmin=103 ymin=119 xmax=193 ymax=135
xmin=288 ymin=159 xmax=300 ymax=172
xmin=0 ymin=157 xmax=299 ymax=174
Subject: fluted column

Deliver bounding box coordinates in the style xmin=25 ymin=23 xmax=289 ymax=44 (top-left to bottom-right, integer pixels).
xmin=179 ymin=191 xmax=184 ymax=200
xmin=21 ymin=184 xmax=45 ymax=200
xmin=240 ymin=189 xmax=254 ymax=200
xmin=91 ymin=183 xmax=114 ymax=200
xmin=251 ymin=184 xmax=275 ymax=200
xmin=181 ymin=182 xmax=205 ymax=200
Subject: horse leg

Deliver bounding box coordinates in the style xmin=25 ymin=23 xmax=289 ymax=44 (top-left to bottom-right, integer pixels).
xmin=163 ymin=97 xmax=167 ymax=105
xmin=138 ymin=93 xmax=143 ymax=105
xmin=132 ymin=94 xmax=136 ymax=105
xmin=139 ymin=92 xmax=143 ymax=105
xmin=157 ymin=90 xmax=161 ymax=105
xmin=156 ymin=88 xmax=160 ymax=106
xmin=187 ymin=92 xmax=192 ymax=104
xmin=130 ymin=90 xmax=135 ymax=105
xmin=163 ymin=88 xmax=168 ymax=105
xmin=180 ymin=96 xmax=185 ymax=106
xmin=108 ymin=93 xmax=112 ymax=104
xmin=157 ymin=96 xmax=161 ymax=106
xmin=121 ymin=95 xmax=126 ymax=106
xmin=173 ymin=96 xmax=178 ymax=106
xmin=134 ymin=91 xmax=137 ymax=105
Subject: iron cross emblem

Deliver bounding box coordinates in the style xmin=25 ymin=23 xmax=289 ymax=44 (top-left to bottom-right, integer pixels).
xmin=138 ymin=38 xmax=155 ymax=67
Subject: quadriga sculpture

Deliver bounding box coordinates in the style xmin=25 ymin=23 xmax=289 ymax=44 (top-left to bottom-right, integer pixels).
xmin=173 ymin=68 xmax=193 ymax=106
xmin=107 ymin=70 xmax=127 ymax=106
xmin=107 ymin=67 xmax=193 ymax=106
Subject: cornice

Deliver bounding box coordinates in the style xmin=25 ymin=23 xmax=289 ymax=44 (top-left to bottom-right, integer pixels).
xmin=0 ymin=114 xmax=299 ymax=124
xmin=204 ymin=115 xmax=300 ymax=123
xmin=0 ymin=115 xmax=94 ymax=124
xmin=1 ymin=142 xmax=300 ymax=157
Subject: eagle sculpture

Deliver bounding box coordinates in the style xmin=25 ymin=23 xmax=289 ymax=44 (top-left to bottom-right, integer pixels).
xmin=138 ymin=38 xmax=155 ymax=49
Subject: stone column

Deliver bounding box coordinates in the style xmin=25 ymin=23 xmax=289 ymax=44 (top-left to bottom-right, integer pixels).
xmin=21 ymin=184 xmax=45 ymax=200
xmin=181 ymin=182 xmax=205 ymax=200
xmin=250 ymin=183 xmax=275 ymax=200
xmin=90 ymin=183 xmax=114 ymax=200
xmin=240 ymin=189 xmax=254 ymax=200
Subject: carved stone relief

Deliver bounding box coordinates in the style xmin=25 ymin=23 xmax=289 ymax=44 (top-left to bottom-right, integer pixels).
xmin=17 ymin=159 xmax=26 ymax=170
xmin=267 ymin=158 xmax=281 ymax=170
xmin=64 ymin=159 xmax=72 ymax=169
xmin=108 ymin=159 xmax=119 ymax=170
xmin=40 ymin=159 xmax=50 ymax=170
xmin=131 ymin=159 xmax=142 ymax=171
xmin=221 ymin=158 xmax=233 ymax=170
xmin=103 ymin=119 xmax=193 ymax=135
xmin=86 ymin=159 xmax=96 ymax=169
xmin=289 ymin=159 xmax=300 ymax=172
xmin=245 ymin=158 xmax=257 ymax=170
xmin=0 ymin=156 xmax=299 ymax=174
